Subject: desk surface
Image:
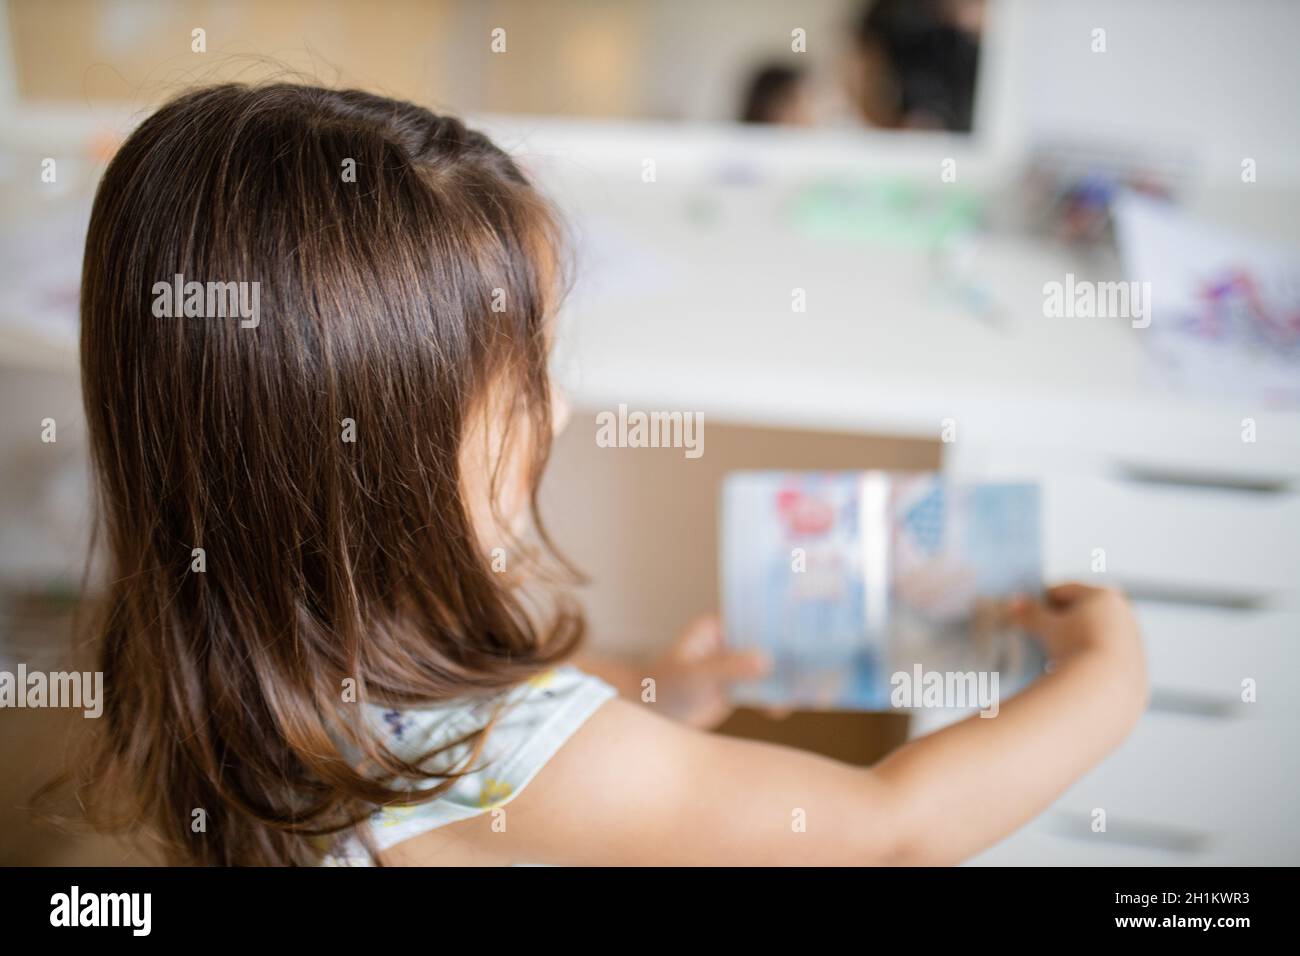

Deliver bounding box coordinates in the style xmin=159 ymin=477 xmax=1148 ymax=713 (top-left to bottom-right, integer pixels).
xmin=544 ymin=174 xmax=1300 ymax=482
xmin=4 ymin=161 xmax=1299 ymax=481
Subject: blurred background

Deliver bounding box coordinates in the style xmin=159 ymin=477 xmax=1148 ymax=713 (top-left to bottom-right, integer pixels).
xmin=1 ymin=0 xmax=1298 ymax=865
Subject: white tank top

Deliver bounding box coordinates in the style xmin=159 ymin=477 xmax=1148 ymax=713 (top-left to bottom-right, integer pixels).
xmin=323 ymin=665 xmax=615 ymax=865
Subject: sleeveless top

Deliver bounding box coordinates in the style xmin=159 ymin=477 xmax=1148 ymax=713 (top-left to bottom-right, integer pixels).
xmin=323 ymin=665 xmax=615 ymax=865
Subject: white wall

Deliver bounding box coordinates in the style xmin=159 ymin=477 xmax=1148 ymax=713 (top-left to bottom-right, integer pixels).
xmin=1002 ymin=0 xmax=1300 ymax=185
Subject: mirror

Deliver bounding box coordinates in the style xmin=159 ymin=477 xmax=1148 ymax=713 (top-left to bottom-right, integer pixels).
xmin=7 ymin=0 xmax=986 ymax=132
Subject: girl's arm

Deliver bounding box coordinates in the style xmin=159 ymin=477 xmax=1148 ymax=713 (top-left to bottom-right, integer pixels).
xmin=383 ymin=584 xmax=1146 ymax=866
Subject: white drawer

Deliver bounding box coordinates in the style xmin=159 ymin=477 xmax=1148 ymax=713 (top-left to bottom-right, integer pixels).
xmin=945 ymin=437 xmax=1300 ymax=496
xmin=1040 ymin=478 xmax=1300 ymax=604
xmin=942 ymin=445 xmax=1300 ymax=865
xmin=1137 ymin=603 xmax=1300 ymax=717
xmin=1048 ymin=711 xmax=1300 ymax=863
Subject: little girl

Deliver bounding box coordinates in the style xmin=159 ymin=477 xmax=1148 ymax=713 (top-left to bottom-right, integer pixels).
xmin=73 ymin=83 xmax=1146 ymax=866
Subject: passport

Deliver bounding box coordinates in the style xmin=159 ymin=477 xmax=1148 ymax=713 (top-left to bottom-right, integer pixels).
xmin=720 ymin=471 xmax=1043 ymax=711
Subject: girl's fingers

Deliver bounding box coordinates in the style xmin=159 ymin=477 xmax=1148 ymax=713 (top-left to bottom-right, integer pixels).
xmin=701 ymin=649 xmax=771 ymax=682
xmin=673 ymin=614 xmax=724 ymax=660
xmin=1006 ymin=594 xmax=1052 ymax=634
xmin=1045 ymin=582 xmax=1094 ymax=606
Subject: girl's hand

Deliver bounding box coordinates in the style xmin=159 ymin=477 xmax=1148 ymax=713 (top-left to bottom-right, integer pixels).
xmin=1006 ymin=583 xmax=1147 ymax=709
xmin=644 ymin=615 xmax=771 ymax=728
xmin=1007 ymin=583 xmax=1141 ymax=661
xmin=577 ymin=616 xmax=770 ymax=729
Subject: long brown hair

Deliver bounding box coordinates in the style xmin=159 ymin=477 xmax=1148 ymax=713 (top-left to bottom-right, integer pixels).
xmin=71 ymin=83 xmax=582 ymax=865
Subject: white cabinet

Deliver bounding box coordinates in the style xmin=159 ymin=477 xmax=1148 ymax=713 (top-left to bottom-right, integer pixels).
xmin=951 ymin=446 xmax=1300 ymax=865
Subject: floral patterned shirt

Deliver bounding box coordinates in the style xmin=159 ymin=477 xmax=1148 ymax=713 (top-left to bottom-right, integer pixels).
xmin=323 ymin=666 xmax=615 ymax=865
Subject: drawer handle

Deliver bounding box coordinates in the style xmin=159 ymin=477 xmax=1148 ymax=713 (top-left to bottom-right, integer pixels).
xmin=1120 ymin=581 xmax=1268 ymax=611
xmin=1115 ymin=463 xmax=1296 ymax=494
xmin=1147 ymin=688 xmax=1243 ymax=720
xmin=1045 ymin=811 xmax=1209 ymax=853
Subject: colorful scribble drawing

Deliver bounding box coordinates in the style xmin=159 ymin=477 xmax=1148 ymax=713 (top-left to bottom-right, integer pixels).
xmin=1186 ymin=269 xmax=1300 ymax=356
xmin=1115 ymin=193 xmax=1300 ymax=405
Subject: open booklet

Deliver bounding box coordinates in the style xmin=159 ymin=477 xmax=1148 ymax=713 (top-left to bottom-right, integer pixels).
xmin=721 ymin=471 xmax=1044 ymax=711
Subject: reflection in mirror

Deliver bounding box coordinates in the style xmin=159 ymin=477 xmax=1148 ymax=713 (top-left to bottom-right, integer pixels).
xmin=841 ymin=0 xmax=984 ymax=132
xmin=621 ymin=0 xmax=986 ymax=131
xmin=5 ymin=0 xmax=985 ymax=133
xmin=740 ymin=0 xmax=986 ymax=132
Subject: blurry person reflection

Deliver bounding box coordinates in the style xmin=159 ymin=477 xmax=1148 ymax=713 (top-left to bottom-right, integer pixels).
xmin=739 ymin=64 xmax=817 ymax=126
xmin=849 ymin=0 xmax=984 ymax=132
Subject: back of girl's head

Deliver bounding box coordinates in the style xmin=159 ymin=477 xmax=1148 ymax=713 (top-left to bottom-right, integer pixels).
xmin=74 ymin=83 xmax=581 ymax=865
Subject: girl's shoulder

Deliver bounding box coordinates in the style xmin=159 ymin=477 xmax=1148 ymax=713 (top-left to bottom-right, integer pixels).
xmin=324 ymin=665 xmax=615 ymax=865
